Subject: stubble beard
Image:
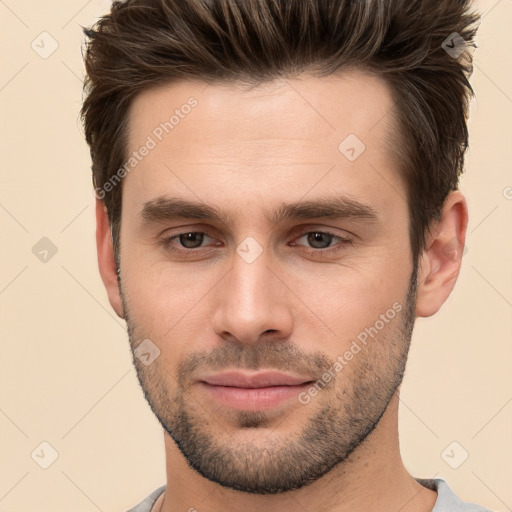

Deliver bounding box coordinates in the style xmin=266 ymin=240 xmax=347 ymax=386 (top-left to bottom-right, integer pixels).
xmin=119 ymin=263 xmax=419 ymax=494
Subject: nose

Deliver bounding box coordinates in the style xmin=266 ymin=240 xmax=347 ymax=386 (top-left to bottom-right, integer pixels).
xmin=212 ymin=247 xmax=294 ymax=346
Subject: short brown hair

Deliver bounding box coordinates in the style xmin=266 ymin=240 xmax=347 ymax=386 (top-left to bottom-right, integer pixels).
xmin=80 ymin=0 xmax=480 ymax=266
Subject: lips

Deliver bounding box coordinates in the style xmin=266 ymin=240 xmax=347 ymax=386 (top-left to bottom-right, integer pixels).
xmin=198 ymin=371 xmax=315 ymax=411
xmin=200 ymin=370 xmax=313 ymax=388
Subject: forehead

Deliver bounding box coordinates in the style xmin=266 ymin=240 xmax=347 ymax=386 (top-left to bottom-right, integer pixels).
xmin=123 ymin=70 xmax=403 ymax=221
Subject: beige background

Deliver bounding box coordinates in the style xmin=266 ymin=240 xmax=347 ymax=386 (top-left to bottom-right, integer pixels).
xmin=0 ymin=0 xmax=511 ymax=511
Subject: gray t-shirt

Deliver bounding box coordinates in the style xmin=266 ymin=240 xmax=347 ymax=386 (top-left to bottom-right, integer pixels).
xmin=126 ymin=477 xmax=493 ymax=512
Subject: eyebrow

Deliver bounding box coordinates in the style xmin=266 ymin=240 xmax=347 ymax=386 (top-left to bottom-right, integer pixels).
xmin=138 ymin=195 xmax=380 ymax=227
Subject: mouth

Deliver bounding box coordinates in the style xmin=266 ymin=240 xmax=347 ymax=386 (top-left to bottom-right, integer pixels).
xmin=198 ymin=370 xmax=315 ymax=411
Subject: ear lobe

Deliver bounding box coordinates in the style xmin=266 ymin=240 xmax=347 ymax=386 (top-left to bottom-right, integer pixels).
xmin=415 ymin=190 xmax=468 ymax=318
xmin=95 ymin=198 xmax=125 ymax=319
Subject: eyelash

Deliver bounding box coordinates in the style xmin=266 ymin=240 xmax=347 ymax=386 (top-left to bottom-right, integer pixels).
xmin=157 ymin=229 xmax=353 ymax=257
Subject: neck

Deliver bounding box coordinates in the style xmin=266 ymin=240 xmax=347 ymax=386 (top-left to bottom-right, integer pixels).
xmin=157 ymin=392 xmax=437 ymax=512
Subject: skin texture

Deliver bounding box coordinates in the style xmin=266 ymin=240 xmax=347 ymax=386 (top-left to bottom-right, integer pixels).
xmin=96 ymin=70 xmax=468 ymax=512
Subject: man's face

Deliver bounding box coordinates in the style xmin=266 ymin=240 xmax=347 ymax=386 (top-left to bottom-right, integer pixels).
xmin=117 ymin=71 xmax=417 ymax=493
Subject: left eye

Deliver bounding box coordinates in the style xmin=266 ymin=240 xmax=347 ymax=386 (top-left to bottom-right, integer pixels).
xmin=293 ymin=231 xmax=348 ymax=250
xmin=289 ymin=230 xmax=354 ymax=257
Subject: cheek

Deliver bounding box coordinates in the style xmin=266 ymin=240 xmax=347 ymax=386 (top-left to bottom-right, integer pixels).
xmin=287 ymin=250 xmax=411 ymax=348
xmin=121 ymin=257 xmax=219 ymax=348
xmin=121 ymin=228 xmax=412 ymax=351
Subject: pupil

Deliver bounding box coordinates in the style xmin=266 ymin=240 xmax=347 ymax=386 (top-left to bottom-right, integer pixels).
xmin=308 ymin=232 xmax=331 ymax=249
xmin=181 ymin=232 xmax=203 ymax=248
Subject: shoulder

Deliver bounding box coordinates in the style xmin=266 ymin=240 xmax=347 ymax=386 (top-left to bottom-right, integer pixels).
xmin=126 ymin=485 xmax=166 ymax=512
xmin=416 ymin=478 xmax=494 ymax=512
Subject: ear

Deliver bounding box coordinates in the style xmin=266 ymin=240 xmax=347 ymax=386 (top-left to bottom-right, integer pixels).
xmin=95 ymin=198 xmax=125 ymax=319
xmin=415 ymin=190 xmax=468 ymax=318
